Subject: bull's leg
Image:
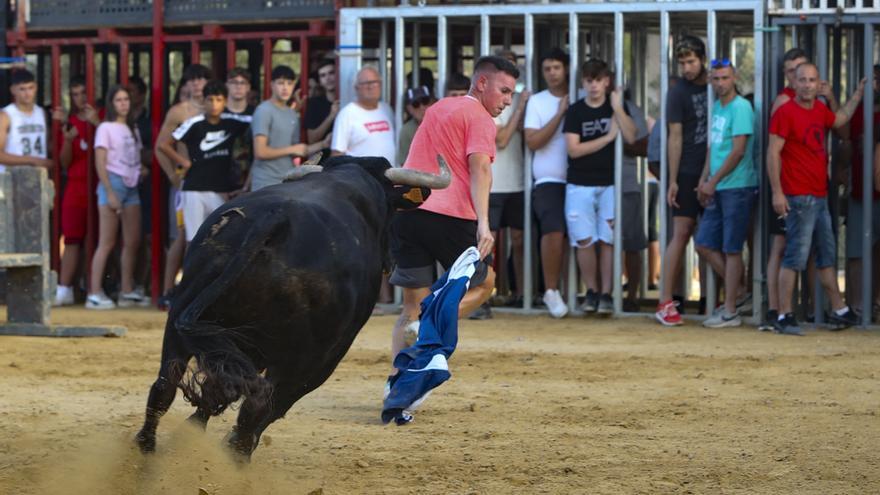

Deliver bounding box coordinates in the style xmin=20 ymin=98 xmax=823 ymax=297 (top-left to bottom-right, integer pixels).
xmin=186 ymin=408 xmax=212 ymax=430
xmin=226 ymin=378 xmax=302 ymax=459
xmin=136 ymin=330 xmax=190 ymax=453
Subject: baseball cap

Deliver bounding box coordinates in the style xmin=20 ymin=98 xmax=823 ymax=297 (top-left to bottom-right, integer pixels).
xmin=405 ymin=86 xmax=432 ymax=104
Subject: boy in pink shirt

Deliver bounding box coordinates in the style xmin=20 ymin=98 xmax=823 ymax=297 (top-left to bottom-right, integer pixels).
xmin=388 ymin=56 xmax=518 ymax=375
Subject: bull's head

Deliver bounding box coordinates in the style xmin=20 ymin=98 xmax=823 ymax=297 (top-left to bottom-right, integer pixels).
xmin=284 ymin=154 xmax=451 ymax=209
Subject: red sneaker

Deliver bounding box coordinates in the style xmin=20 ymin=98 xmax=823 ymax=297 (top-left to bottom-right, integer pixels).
xmin=655 ymin=300 xmax=683 ymax=326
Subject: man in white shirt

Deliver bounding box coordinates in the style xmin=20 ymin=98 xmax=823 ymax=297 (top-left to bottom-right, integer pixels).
xmin=0 ymin=69 xmax=54 ymax=171
xmin=524 ymin=48 xmax=570 ymax=318
xmin=331 ymin=66 xmax=395 ymax=166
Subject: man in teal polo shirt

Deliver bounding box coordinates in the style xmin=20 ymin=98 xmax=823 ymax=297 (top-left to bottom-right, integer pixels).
xmin=694 ymin=60 xmax=756 ymax=327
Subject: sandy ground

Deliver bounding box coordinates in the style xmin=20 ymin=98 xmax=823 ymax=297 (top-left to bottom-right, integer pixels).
xmin=0 ymin=306 xmax=878 ymax=495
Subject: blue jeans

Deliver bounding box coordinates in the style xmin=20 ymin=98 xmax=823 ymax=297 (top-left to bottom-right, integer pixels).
xmin=695 ymin=187 xmax=757 ymax=254
xmin=782 ymin=195 xmax=836 ymax=271
xmin=96 ymin=172 xmax=140 ymax=207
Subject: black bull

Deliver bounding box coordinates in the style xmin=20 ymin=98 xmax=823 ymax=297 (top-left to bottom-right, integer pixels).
xmin=136 ymin=155 xmax=450 ymax=457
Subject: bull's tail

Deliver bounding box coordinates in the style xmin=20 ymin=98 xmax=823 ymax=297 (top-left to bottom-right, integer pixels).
xmin=174 ymin=211 xmax=283 ymax=416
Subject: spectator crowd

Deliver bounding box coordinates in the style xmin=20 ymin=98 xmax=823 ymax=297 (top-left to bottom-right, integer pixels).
xmin=2 ymin=36 xmax=878 ymax=334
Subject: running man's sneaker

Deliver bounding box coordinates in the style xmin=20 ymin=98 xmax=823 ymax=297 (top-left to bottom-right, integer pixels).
xmin=85 ymin=293 xmax=115 ymax=310
xmin=53 ymin=285 xmax=74 ymax=307
xmin=596 ymin=293 xmax=614 ymax=314
xmin=703 ymin=310 xmax=741 ymax=328
xmin=774 ymin=313 xmax=804 ymax=336
xmin=828 ymin=307 xmax=859 ymax=330
xmin=118 ymin=291 xmax=151 ymax=308
xmin=758 ymin=309 xmax=779 ymax=332
xmin=157 ymin=293 xmax=173 ymax=311
xmin=468 ymin=302 xmax=493 ymax=320
xmin=579 ymin=289 xmax=599 ymax=314
xmin=655 ymin=300 xmax=683 ymax=326
xmin=543 ymin=289 xmax=568 ymax=319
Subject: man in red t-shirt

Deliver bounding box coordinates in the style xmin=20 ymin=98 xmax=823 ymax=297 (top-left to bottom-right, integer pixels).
xmin=388 ymin=56 xmax=517 ymax=374
xmin=768 ymin=62 xmax=865 ymax=335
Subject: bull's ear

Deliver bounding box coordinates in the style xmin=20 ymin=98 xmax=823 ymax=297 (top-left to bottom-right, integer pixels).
xmin=390 ymin=185 xmax=432 ymax=210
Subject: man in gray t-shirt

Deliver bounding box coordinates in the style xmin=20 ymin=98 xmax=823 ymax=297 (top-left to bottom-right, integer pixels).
xmin=250 ymin=65 xmax=329 ymax=191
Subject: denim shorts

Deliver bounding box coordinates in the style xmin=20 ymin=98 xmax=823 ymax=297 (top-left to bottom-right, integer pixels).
xmin=782 ymin=195 xmax=836 ymax=271
xmin=694 ymin=187 xmax=757 ymax=254
xmin=96 ymin=172 xmax=140 ymax=207
xmin=565 ymin=184 xmax=615 ymax=247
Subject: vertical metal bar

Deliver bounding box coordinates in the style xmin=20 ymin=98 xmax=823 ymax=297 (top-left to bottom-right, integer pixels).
xmin=481 ymin=14 xmax=490 ymax=57
xmin=120 ymin=42 xmax=129 ymax=86
xmin=613 ymin=11 xmax=624 ymax=314
xmin=150 ymin=1 xmax=165 ymax=303
xmin=523 ymin=12 xmax=534 ymax=311
xmin=659 ymin=11 xmax=670 ymax=303
xmin=752 ymin=5 xmax=766 ymax=321
xmin=706 ymin=10 xmax=717 ymax=316
xmin=50 ymin=44 xmax=61 ymax=274
xmin=337 ymin=10 xmax=361 ymax=106
xmin=815 ymin=22 xmax=828 ymax=324
xmin=226 ymin=39 xmax=236 ymax=71
xmin=300 ymin=35 xmax=310 ymax=143
xmin=379 ymin=21 xmax=389 ymax=103
xmin=437 ymin=16 xmax=448 ymax=100
xmin=413 ymin=22 xmax=421 ymax=86
xmin=568 ymin=11 xmax=579 ymax=313
xmin=394 ymin=15 xmax=405 ymax=156
xmin=862 ymin=22 xmax=875 ymax=327
xmin=262 ymin=38 xmax=272 ymax=100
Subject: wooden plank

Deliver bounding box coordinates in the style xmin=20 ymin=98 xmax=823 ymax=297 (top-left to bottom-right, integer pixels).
xmin=0 ymin=253 xmax=43 ymax=268
xmin=0 ymin=324 xmax=127 ymax=338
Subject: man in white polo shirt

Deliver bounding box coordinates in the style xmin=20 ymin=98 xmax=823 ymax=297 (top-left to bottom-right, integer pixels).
xmin=331 ymin=66 xmax=395 ymax=166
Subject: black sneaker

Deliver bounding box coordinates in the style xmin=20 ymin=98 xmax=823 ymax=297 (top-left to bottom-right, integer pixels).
xmin=468 ymin=302 xmax=493 ymax=320
xmin=774 ymin=313 xmax=804 ymax=336
xmin=623 ymin=299 xmax=640 ymax=313
xmin=580 ymin=289 xmax=599 ymax=313
xmin=597 ymin=294 xmax=614 ymax=314
xmin=672 ymin=295 xmax=686 ymax=315
xmin=828 ymin=307 xmax=859 ymax=330
xmin=758 ymin=309 xmax=779 ymax=332
xmin=504 ymin=295 xmax=524 ymax=308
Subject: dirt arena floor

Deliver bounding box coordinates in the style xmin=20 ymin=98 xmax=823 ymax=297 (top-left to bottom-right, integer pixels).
xmin=1 ymin=306 xmax=878 ymax=494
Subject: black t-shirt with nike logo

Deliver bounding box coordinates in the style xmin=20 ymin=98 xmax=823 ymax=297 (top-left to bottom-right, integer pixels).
xmin=173 ymin=112 xmax=252 ymax=192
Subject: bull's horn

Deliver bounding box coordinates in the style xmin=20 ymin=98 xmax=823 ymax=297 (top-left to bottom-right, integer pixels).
xmin=283 ymin=165 xmax=323 ymax=182
xmin=384 ymin=154 xmax=451 ymax=189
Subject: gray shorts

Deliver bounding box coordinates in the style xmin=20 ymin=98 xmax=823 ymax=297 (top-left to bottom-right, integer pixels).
xmin=845 ymin=197 xmax=880 ymax=258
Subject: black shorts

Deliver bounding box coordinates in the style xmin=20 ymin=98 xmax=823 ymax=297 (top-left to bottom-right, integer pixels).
xmin=767 ymin=196 xmax=786 ymax=235
xmin=532 ymin=183 xmax=566 ymax=236
xmin=390 ymin=209 xmax=487 ymax=288
xmin=672 ymin=174 xmax=703 ymax=219
xmin=622 ymin=192 xmax=647 ymax=252
xmin=648 ymin=181 xmax=659 ymax=242
xmin=489 ymin=192 xmax=525 ymax=231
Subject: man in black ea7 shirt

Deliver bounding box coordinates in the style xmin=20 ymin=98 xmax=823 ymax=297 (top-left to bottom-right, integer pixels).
xmin=159 ymin=80 xmax=252 ymax=244
xmin=563 ymin=58 xmax=638 ymax=314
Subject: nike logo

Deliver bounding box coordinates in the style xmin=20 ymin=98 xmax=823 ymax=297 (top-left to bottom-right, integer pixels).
xmin=200 ymin=131 xmax=231 ymax=151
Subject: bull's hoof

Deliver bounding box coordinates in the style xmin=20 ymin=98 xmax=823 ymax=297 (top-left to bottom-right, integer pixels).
xmin=186 ymin=410 xmax=210 ymax=430
xmin=135 ymin=430 xmax=156 ymax=453
xmin=225 ymin=429 xmax=256 ymax=462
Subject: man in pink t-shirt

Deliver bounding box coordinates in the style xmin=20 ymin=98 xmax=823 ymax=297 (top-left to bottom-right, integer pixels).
xmin=388 ymin=56 xmax=518 ymax=368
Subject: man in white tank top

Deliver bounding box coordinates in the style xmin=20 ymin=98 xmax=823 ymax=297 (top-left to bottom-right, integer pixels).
xmin=0 ymin=69 xmax=53 ymax=172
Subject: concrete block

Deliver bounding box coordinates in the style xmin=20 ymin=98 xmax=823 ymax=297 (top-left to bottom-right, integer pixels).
xmin=0 ymin=324 xmax=127 ymax=337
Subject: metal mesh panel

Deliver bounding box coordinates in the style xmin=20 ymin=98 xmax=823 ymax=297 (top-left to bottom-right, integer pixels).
xmin=165 ymin=0 xmax=335 ymax=23
xmin=28 ymin=0 xmax=153 ymax=29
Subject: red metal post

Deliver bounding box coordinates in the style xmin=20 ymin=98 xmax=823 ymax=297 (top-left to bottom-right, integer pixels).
xmin=50 ymin=44 xmax=61 ymax=273
xmin=84 ymin=44 xmax=97 ymax=290
xmin=263 ymin=37 xmax=272 ymax=99
xmin=191 ymin=40 xmax=200 ymax=66
xmin=120 ymin=42 xmax=130 ymax=86
xmin=226 ymin=39 xmax=236 ymax=71
xmin=150 ymin=0 xmax=166 ymax=303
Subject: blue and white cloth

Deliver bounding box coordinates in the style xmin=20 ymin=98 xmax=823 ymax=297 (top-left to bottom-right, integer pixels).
xmin=381 ymin=247 xmax=481 ymax=425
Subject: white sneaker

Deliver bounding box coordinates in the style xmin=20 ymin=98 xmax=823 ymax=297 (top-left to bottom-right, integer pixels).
xmin=53 ymin=286 xmax=74 ymax=307
xmin=85 ymin=293 xmax=115 ymax=310
xmin=403 ymin=320 xmax=420 ymax=347
xmin=543 ymin=289 xmax=568 ymax=318
xmin=117 ymin=290 xmax=151 ymax=308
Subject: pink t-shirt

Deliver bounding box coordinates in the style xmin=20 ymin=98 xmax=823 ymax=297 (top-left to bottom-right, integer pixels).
xmin=403 ymin=96 xmax=496 ymax=220
xmin=94 ymin=122 xmax=142 ymax=188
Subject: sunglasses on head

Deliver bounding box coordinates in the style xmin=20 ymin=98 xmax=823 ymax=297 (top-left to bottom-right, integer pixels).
xmin=409 ymin=96 xmax=431 ymax=108
xmin=711 ymin=58 xmax=732 ymax=69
